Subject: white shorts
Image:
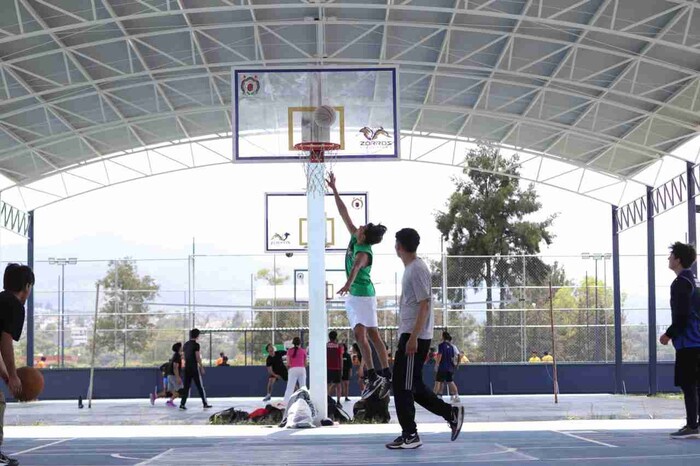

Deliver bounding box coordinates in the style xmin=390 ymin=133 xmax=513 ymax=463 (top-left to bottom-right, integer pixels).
xmin=345 ymin=296 xmax=378 ymax=328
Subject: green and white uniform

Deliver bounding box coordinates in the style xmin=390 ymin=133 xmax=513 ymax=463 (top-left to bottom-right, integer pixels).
xmin=345 ymin=234 xmax=378 ymax=328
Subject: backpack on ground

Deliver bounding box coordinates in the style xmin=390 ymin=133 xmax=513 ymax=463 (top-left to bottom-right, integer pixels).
xmin=284 ymin=398 xmax=315 ymax=428
xmin=264 ymin=404 xmax=285 ymax=424
xmin=327 ymin=396 xmax=352 ymax=423
xmin=353 ymin=393 xmax=390 ymax=423
xmin=209 ymin=407 xmax=249 ymax=424
xmin=248 ymin=407 xmax=268 ymax=422
xmin=280 ymin=387 xmax=317 ymax=428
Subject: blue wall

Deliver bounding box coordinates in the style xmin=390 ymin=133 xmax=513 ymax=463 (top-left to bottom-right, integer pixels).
xmin=1 ymin=363 xmax=679 ymax=401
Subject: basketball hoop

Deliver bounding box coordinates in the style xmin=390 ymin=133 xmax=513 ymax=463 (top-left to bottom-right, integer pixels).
xmin=294 ymin=142 xmax=340 ymax=196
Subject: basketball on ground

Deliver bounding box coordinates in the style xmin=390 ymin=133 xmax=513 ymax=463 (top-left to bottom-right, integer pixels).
xmin=313 ymin=105 xmax=336 ymax=128
xmin=16 ymin=366 xmax=44 ymax=402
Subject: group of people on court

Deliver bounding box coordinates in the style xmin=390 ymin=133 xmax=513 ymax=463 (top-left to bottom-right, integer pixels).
xmin=329 ymin=173 xmax=465 ymax=448
xmin=263 ymin=330 xmax=391 ymax=407
xmin=150 ymin=328 xmax=212 ymax=411
xmin=260 ymin=172 xmax=467 ymax=448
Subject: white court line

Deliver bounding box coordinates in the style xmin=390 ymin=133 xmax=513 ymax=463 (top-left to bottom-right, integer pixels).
xmin=2 ymin=419 xmax=687 ymax=439
xmin=551 ymin=453 xmax=700 ymax=462
xmin=136 ymin=448 xmax=174 ymax=466
xmin=493 ymin=442 xmax=539 ymax=461
xmin=11 ymin=438 xmax=73 ymax=456
xmin=555 ymin=431 xmax=617 ymax=448
xmin=112 ymin=453 xmax=145 ymax=460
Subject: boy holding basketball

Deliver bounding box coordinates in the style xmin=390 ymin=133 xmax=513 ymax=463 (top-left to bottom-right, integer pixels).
xmin=327 ymin=173 xmax=391 ymax=400
xmin=0 ymin=263 xmax=34 ymax=466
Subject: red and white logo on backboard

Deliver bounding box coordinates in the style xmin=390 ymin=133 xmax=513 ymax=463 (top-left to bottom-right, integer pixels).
xmin=240 ymin=75 xmax=260 ymax=96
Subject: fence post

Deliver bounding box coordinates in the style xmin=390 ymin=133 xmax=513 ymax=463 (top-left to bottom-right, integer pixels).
xmin=442 ymin=250 xmax=448 ymax=328
xmin=688 ymin=161 xmax=697 ymax=276
xmin=27 ymin=210 xmax=34 ymax=367
xmin=522 ymin=256 xmax=527 ymax=363
xmin=646 ymin=186 xmax=657 ymax=395
xmin=612 ymin=205 xmax=623 ymax=394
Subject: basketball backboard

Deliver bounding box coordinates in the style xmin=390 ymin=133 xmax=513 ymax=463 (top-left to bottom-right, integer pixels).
xmin=265 ymin=192 xmax=368 ymax=252
xmin=294 ymin=269 xmax=346 ymax=304
xmin=233 ymin=67 xmax=399 ymax=162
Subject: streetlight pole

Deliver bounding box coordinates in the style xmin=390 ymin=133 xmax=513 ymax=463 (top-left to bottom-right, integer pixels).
xmin=582 ymin=253 xmax=611 ymax=362
xmin=49 ymin=257 xmax=77 ymax=367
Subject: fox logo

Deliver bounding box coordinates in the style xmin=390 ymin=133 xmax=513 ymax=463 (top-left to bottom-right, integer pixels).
xmin=271 ymin=232 xmax=290 ymax=241
xmin=359 ymin=126 xmax=391 ymax=141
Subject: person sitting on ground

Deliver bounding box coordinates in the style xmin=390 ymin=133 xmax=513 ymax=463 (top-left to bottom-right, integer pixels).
xmin=541 ymin=351 xmax=554 ymax=363
xmin=215 ymin=352 xmax=226 ymax=366
xmin=36 ymin=355 xmax=47 ymax=369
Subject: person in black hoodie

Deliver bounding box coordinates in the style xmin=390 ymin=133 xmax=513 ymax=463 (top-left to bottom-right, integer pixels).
xmin=660 ymin=242 xmax=700 ymax=439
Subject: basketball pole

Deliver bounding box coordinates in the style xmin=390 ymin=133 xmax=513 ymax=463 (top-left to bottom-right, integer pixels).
xmin=307 ymin=150 xmax=328 ymax=421
xmin=87 ymin=282 xmax=100 ymax=408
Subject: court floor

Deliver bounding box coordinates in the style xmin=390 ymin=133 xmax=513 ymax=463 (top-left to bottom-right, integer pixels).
xmin=4 ymin=420 xmax=700 ymax=466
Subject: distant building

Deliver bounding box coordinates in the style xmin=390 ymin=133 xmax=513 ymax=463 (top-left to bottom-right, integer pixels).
xmin=70 ymin=327 xmax=88 ymax=346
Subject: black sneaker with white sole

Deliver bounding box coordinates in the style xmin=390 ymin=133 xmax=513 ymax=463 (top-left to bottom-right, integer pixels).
xmin=449 ymin=404 xmax=465 ymax=441
xmin=0 ymin=452 xmax=19 ymax=465
xmin=377 ymin=375 xmax=392 ymax=399
xmin=670 ymin=426 xmax=700 ymax=439
xmin=386 ymin=433 xmax=422 ymax=450
xmin=179 ymin=405 xmax=187 ymax=411
xmin=361 ymin=373 xmax=390 ymax=400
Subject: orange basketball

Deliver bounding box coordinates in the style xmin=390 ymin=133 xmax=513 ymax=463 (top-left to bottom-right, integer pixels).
xmin=16 ymin=366 xmax=44 ymax=402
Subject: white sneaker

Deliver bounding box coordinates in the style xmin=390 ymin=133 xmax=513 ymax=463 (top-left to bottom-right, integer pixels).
xmin=451 ymin=395 xmax=461 ymax=404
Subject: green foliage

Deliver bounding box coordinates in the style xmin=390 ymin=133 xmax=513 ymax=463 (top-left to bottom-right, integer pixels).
xmin=94 ymin=259 xmax=159 ymax=363
xmin=435 ymin=142 xmax=557 ymax=361
xmin=256 ymin=268 xmax=289 ymax=286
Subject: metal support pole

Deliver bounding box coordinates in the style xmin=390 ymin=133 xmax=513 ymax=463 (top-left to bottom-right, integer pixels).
xmin=244 ymin=330 xmax=247 ymax=366
xmin=191 ymin=239 xmax=196 ymax=328
xmin=612 ymin=206 xmax=623 ymax=393
xmin=123 ymin=308 xmax=127 ymax=368
xmin=604 ymin=257 xmax=608 ymax=362
xmin=441 ymin=241 xmax=448 ymax=329
xmin=209 ymin=331 xmax=213 ymax=367
xmin=646 ymin=186 xmax=658 ymax=395
xmin=250 ymin=273 xmax=255 ymax=325
xmin=688 ymin=162 xmax=697 ymax=275
xmin=26 ymin=210 xmax=34 ymax=367
xmin=56 ymin=275 xmax=60 ymax=363
xmin=61 ymin=263 xmax=65 ymax=367
xmin=594 ymin=258 xmax=599 ymax=362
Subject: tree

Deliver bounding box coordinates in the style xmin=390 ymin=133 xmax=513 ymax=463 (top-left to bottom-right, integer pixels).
xmin=94 ymin=259 xmax=159 ymax=365
xmin=256 ymin=268 xmax=289 ymax=286
xmin=435 ymin=142 xmax=557 ymax=361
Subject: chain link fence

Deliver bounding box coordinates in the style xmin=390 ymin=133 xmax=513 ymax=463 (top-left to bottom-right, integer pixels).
xmin=11 ymin=252 xmax=670 ymax=368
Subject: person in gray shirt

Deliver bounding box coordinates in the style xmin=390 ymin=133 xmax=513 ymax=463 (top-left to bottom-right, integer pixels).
xmin=386 ymin=228 xmax=465 ymax=450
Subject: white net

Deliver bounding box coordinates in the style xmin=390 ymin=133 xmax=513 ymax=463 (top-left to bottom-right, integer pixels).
xmin=296 ymin=143 xmax=339 ymax=196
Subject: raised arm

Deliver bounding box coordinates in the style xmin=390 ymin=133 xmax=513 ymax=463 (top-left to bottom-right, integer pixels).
xmin=327 ymin=172 xmax=357 ymax=235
